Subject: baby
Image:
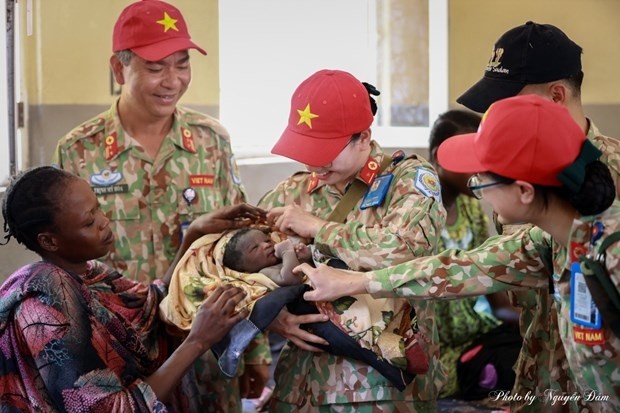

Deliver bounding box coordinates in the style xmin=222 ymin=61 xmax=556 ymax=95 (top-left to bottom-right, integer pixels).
xmin=161 ymin=227 xmax=427 ymax=390
xmin=222 ymin=228 xmax=312 ymax=286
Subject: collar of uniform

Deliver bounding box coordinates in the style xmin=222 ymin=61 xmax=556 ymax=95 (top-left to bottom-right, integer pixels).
xmin=307 ymin=140 xmax=386 ymax=194
xmin=585 ymin=118 xmax=601 ymax=140
xmin=106 ymin=102 xmax=196 ymax=160
xmin=567 ymin=213 xmax=600 ymax=265
xmin=356 ymin=140 xmax=386 ymax=183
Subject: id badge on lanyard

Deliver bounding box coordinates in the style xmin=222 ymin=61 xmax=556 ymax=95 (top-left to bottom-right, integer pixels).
xmin=569 ymin=261 xmax=602 ymax=329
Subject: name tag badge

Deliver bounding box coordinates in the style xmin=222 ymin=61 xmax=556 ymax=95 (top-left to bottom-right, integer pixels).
xmin=360 ymin=174 xmax=394 ymax=210
xmin=180 ymin=221 xmax=191 ymax=242
xmin=570 ymin=262 xmax=602 ymax=329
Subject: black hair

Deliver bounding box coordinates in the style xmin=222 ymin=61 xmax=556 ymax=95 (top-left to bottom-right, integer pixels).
xmin=567 ymin=160 xmax=615 ymax=215
xmin=564 ymin=70 xmax=584 ymax=98
xmin=1 ymin=166 xmax=77 ymax=252
xmin=222 ymin=228 xmax=253 ymax=272
xmin=491 ymin=160 xmax=614 ymax=216
xmin=429 ymin=110 xmax=482 ymax=152
xmin=362 ymin=82 xmax=380 ymax=116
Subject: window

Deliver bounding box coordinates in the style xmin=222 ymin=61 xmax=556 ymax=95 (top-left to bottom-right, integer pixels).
xmin=1 ymin=2 xmax=11 ymax=185
xmin=219 ymin=0 xmax=447 ymax=159
xmin=1 ymin=0 xmax=24 ymax=187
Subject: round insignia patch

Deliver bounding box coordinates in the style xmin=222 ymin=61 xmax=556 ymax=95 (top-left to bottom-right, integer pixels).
xmin=414 ymin=169 xmax=441 ymax=202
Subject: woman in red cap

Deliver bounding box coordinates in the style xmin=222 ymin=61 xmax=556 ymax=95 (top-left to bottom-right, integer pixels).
xmin=298 ymin=95 xmax=619 ymax=413
xmin=259 ymin=69 xmax=447 ymax=412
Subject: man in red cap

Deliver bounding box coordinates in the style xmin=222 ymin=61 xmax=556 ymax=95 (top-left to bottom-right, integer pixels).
xmin=259 ymin=69 xmax=447 ymax=412
xmin=458 ymin=22 xmax=620 ymax=412
xmin=53 ymin=1 xmax=264 ymax=412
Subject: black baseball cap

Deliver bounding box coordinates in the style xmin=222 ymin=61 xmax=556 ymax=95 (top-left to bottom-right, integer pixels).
xmin=457 ymin=21 xmax=583 ymax=113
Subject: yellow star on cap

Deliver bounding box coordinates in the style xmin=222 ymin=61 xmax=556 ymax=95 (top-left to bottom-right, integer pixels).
xmin=157 ymin=12 xmax=179 ymax=32
xmin=297 ymin=104 xmax=319 ymax=128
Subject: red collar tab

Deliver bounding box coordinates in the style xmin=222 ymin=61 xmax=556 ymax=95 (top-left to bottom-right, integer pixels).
xmin=181 ymin=127 xmax=196 ymax=153
xmin=104 ymin=133 xmax=118 ymax=161
xmin=307 ymin=173 xmax=320 ymax=193
xmin=359 ymin=156 xmax=380 ymax=185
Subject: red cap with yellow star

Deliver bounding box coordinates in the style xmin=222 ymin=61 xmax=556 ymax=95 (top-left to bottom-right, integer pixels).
xmin=113 ymin=0 xmax=206 ymax=61
xmin=271 ymin=69 xmax=374 ymax=167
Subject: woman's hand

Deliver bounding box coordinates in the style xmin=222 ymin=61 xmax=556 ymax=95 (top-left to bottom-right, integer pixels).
xmin=146 ymin=285 xmax=247 ymax=402
xmin=296 ymin=263 xmax=368 ymax=302
xmin=186 ymin=285 xmax=248 ymax=351
xmin=267 ymin=308 xmax=329 ymax=352
xmin=267 ymin=205 xmax=325 ymax=239
xmin=187 ymin=203 xmax=267 ymax=243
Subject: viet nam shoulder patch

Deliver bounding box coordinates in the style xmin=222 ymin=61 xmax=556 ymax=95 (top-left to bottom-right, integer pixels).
xmin=414 ymin=168 xmax=441 ymax=202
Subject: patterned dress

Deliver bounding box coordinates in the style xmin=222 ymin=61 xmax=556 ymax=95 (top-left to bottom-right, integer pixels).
xmin=0 ymin=260 xmax=186 ymax=412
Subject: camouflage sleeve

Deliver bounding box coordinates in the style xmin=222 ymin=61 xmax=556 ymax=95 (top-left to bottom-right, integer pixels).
xmin=593 ymin=135 xmax=620 ymax=198
xmin=314 ymin=163 xmax=445 ymax=270
xmin=52 ymin=140 xmax=67 ymax=169
xmin=257 ymin=179 xmax=289 ymax=209
xmin=364 ymin=227 xmax=552 ymax=299
xmin=215 ymin=133 xmax=247 ymax=205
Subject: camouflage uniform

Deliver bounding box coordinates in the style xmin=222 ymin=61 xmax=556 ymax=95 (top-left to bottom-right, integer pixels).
xmin=53 ymin=102 xmax=246 ymax=282
xmin=366 ymin=204 xmax=620 ymax=413
xmin=53 ymin=102 xmax=256 ymax=413
xmin=258 ymin=141 xmax=447 ymax=412
xmin=506 ymin=121 xmax=620 ymax=412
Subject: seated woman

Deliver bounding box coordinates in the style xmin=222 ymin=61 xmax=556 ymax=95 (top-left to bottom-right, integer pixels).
xmin=160 ymin=226 xmax=428 ymax=391
xmin=0 ymin=166 xmax=262 ymax=412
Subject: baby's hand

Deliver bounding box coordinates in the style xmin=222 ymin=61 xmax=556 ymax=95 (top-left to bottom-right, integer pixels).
xmin=274 ymin=239 xmax=294 ymax=258
xmin=294 ymin=244 xmax=312 ymax=262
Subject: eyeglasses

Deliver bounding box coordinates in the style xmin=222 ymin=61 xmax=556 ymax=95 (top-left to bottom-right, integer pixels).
xmin=467 ymin=175 xmax=509 ymax=199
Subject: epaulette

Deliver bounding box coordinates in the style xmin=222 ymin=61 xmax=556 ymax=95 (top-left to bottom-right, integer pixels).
xmin=57 ymin=115 xmax=106 ymax=146
xmin=179 ymin=106 xmax=230 ymax=139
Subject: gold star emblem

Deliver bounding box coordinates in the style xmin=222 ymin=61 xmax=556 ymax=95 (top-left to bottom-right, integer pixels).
xmin=157 ymin=12 xmax=179 ymax=32
xmin=297 ymin=104 xmax=319 ymax=128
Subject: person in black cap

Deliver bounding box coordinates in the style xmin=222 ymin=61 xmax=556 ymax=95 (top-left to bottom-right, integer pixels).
xmin=458 ymin=21 xmax=620 ymax=413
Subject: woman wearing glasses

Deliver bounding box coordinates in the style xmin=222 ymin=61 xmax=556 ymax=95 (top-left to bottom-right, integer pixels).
xmin=297 ymin=95 xmax=620 ymax=413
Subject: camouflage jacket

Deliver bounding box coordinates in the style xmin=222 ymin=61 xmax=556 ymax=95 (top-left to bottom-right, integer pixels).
xmin=53 ymin=102 xmax=246 ymax=282
xmin=258 ymin=141 xmax=447 ymax=407
xmin=367 ymin=201 xmax=620 ymax=413
xmin=507 ymin=121 xmax=620 ymax=412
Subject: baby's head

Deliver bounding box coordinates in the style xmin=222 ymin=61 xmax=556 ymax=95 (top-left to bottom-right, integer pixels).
xmin=223 ymin=228 xmax=279 ymax=273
